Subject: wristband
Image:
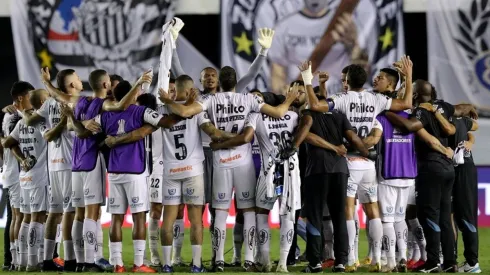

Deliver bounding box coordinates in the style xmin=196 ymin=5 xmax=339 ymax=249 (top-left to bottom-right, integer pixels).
xmin=301 ymin=71 xmax=313 ymax=86
xmin=259 ymin=47 xmax=269 ymax=56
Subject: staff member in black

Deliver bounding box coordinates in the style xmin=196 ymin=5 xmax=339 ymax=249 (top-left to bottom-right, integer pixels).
xmin=284 ymin=94 xmax=369 ymax=273
xmin=384 ymin=80 xmax=477 ymax=273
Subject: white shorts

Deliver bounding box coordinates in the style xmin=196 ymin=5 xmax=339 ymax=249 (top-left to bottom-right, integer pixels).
xmin=255 ymin=174 xmax=277 ymax=211
xmin=347 ymin=168 xmax=378 ymax=203
xmin=163 ymin=174 xmax=205 ymax=206
xmin=48 ymin=170 xmax=75 ymax=213
xmin=378 ymin=183 xmax=412 ymax=222
xmin=407 ymin=184 xmax=416 ymax=205
xmin=213 ymin=159 xmax=256 ymax=209
xmin=20 ymin=186 xmax=47 ymax=214
xmin=8 ymin=182 xmax=21 ymax=209
xmin=108 ymin=175 xmax=149 ymax=214
xmin=149 ymin=174 xmax=164 ymax=204
xmin=72 ymin=154 xmax=106 ymax=208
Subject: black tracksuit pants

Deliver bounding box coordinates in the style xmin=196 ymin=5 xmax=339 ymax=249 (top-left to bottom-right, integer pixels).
xmin=416 ymin=171 xmax=456 ymax=267
xmin=304 ymin=173 xmax=348 ymax=266
xmin=453 ymin=162 xmax=479 ymax=266
xmin=2 ymin=188 xmax=12 ymax=266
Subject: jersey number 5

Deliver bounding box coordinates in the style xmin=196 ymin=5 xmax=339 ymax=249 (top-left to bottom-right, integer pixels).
xmin=173 ymin=134 xmax=188 ymax=160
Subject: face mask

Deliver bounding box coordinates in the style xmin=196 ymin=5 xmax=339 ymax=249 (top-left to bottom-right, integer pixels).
xmin=304 ymin=0 xmax=328 ymax=14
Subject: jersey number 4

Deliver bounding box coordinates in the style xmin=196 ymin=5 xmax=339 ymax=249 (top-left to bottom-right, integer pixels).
xmin=174 ymin=134 xmax=188 ymax=160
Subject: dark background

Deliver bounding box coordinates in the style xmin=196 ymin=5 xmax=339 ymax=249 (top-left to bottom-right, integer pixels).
xmin=0 ymin=12 xmax=427 ymax=107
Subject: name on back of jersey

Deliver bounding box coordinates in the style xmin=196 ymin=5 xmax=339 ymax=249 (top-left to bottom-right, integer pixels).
xmin=169 ymin=124 xmax=186 ymax=132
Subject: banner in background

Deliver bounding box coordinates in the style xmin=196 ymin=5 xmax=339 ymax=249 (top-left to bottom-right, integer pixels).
xmin=10 ymin=0 xmax=176 ymax=89
xmin=221 ymin=0 xmax=404 ymax=94
xmin=428 ymin=0 xmax=490 ymax=112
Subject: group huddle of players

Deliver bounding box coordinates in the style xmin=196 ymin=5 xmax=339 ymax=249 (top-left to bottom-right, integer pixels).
xmin=0 ymin=18 xmax=481 ymax=274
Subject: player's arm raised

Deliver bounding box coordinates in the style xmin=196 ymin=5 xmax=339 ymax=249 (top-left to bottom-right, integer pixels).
xmin=236 ymin=28 xmax=274 ymax=93
xmin=40 ymin=67 xmax=79 ymax=105
xmin=388 ymin=56 xmax=413 ymax=111
xmin=259 ymin=84 xmax=299 ymax=118
xmin=416 ymin=128 xmax=453 ymax=158
xmin=298 ymin=61 xmax=331 ymax=113
xmin=102 ymin=71 xmax=152 ymax=112
xmin=159 ymin=88 xmax=203 ymax=118
xmin=105 ymin=124 xmax=156 ymax=148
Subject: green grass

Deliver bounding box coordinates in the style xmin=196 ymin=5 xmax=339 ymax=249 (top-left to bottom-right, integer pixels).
xmin=1 ymin=228 xmax=489 ymax=273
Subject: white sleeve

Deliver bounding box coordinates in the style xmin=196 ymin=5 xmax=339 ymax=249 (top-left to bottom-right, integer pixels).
xmin=245 ymin=113 xmax=260 ymax=130
xmin=10 ymin=121 xmax=21 ymax=141
xmin=143 ymin=108 xmax=164 ymax=127
xmin=330 ymin=93 xmax=347 ymax=113
xmin=94 ymin=115 xmax=101 ymax=125
xmin=197 ymin=95 xmax=211 ymax=111
xmin=375 ymin=93 xmax=392 ymax=111
xmin=373 ymin=118 xmax=383 ymax=132
xmin=250 ymin=94 xmax=265 ymax=112
xmin=196 ymin=112 xmax=211 ymax=126
xmin=37 ymin=120 xmax=49 ymax=136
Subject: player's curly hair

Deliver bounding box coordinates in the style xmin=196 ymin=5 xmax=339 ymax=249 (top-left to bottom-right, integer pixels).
xmin=346 ymin=64 xmax=367 ymax=89
xmin=136 ymin=93 xmax=157 ymax=111
xmin=219 ymin=66 xmax=237 ymax=91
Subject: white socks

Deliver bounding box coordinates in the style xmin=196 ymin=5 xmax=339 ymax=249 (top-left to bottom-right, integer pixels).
xmin=38 ymin=224 xmax=44 ymax=263
xmin=346 ymin=219 xmax=356 ymax=265
xmin=72 ymin=220 xmax=85 ymax=263
xmin=323 ymin=218 xmax=334 ymax=260
xmin=233 ymin=222 xmax=244 ymax=261
xmin=382 ymin=222 xmax=396 ymax=268
xmin=408 ymin=218 xmax=427 ymax=261
xmin=243 ymin=212 xmax=256 ymax=263
xmin=64 ymin=240 xmax=75 ymax=261
xmin=172 ymin=219 xmax=184 ymax=261
xmin=149 ymin=218 xmax=160 ymax=263
xmin=43 ymin=239 xmax=56 ymax=261
xmin=213 ymin=210 xmax=228 ymax=262
xmin=28 ymin=222 xmax=43 ymax=267
xmin=369 ymin=218 xmax=383 ymax=265
xmin=279 ymin=215 xmax=294 ymax=267
xmin=83 ymin=218 xmax=97 ymax=264
xmin=354 ymin=209 xmax=359 ymax=262
xmin=191 ymin=245 xmax=202 ymax=267
xmin=256 ymin=214 xmax=270 ymax=265
xmin=162 ymin=246 xmax=172 ymax=266
xmin=134 ymin=240 xmax=146 ymax=266
xmin=10 ymin=242 xmax=17 ymax=266
xmin=395 ymin=220 xmax=408 ymax=261
xmin=109 ymin=242 xmax=123 ymax=266
xmin=19 ymin=222 xmax=29 ymax=267
xmin=95 ymin=219 xmax=103 ymax=261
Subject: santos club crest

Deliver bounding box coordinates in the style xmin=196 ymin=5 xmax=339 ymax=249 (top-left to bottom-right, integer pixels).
xmin=28 ymin=0 xmax=174 ymax=87
xmin=456 ymin=0 xmax=490 ymax=91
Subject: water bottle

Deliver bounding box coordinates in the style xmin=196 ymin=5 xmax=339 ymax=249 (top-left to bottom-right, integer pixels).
xmin=141 ymin=67 xmax=153 ymax=91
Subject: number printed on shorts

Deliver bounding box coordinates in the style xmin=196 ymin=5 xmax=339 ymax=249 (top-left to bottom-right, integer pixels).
xmin=352 ymin=126 xmax=369 ymax=139
xmin=150 ymin=178 xmax=160 ymax=188
xmin=173 ymin=134 xmax=188 ymax=160
xmin=269 ymin=130 xmax=293 ymax=148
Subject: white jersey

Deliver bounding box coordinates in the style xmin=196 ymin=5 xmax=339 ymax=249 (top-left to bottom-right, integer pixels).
xmin=331 ymin=90 xmax=392 ymax=170
xmin=2 ymin=111 xmax=23 ymax=186
xmin=245 ymin=111 xmax=299 ymax=173
xmin=198 ymin=92 xmax=265 ymax=168
xmin=36 ymin=97 xmax=74 ymax=171
xmin=10 ymin=119 xmax=48 ymax=189
xmin=160 ymin=103 xmax=209 ymax=179
xmin=269 ymin=1 xmax=377 ymax=87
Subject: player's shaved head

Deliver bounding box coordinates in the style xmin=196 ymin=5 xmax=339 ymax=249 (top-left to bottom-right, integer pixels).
xmin=89 ymin=69 xmax=110 ymax=91
xmin=175 ymin=75 xmax=194 ymax=92
xmin=29 ymin=89 xmax=49 ymax=109
xmin=219 ymin=66 xmax=237 ymax=91
xmin=413 ymin=79 xmax=435 ymax=104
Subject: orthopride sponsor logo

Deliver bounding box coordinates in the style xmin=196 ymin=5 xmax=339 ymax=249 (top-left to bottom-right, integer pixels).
xmin=169 ymin=166 xmax=192 ymax=174
xmin=220 ymin=154 xmax=242 ymax=163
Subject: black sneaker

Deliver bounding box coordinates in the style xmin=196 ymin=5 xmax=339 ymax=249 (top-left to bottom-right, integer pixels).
xmin=211 ymin=261 xmax=224 ymax=272
xmin=332 ymin=264 xmax=346 ymax=273
xmin=8 ymin=264 xmax=16 ymax=271
xmin=442 ymin=264 xmax=458 ymax=273
xmin=82 ymin=263 xmax=104 ymax=272
xmin=63 ymin=260 xmax=77 ymax=272
xmin=42 ymin=260 xmax=63 ymax=271
xmin=2 ymin=264 xmax=10 ymax=271
xmin=242 ymin=261 xmax=257 ymax=272
xmin=419 ymin=263 xmax=442 ymax=273
xmin=302 ymin=264 xmax=322 ymax=273
xmin=75 ymin=263 xmax=84 ymax=272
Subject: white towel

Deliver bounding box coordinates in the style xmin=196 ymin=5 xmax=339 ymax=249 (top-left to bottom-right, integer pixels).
xmin=155 ymin=20 xmax=176 ymax=102
xmin=453 ymin=142 xmax=465 ymax=166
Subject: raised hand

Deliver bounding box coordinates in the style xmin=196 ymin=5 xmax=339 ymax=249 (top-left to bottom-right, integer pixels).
xmin=317 ymin=71 xmax=330 ymax=84
xmin=257 ymin=28 xmax=275 ymax=49
xmin=298 ymin=60 xmax=312 ymax=73
xmin=137 ymin=70 xmax=153 ymax=86
xmin=331 ymin=13 xmax=358 ymax=48
xmin=59 ymin=103 xmax=73 ymax=118
xmin=394 ymin=55 xmax=413 ymax=78
xmin=286 ymin=83 xmax=300 ymax=101
xmin=159 ymin=88 xmax=172 ymax=104
xmin=41 ymin=67 xmax=51 ymax=83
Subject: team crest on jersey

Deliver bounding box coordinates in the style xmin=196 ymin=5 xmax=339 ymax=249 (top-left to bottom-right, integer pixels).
xmin=242 ymin=192 xmax=249 ymax=198
xmin=455 ymin=0 xmax=490 ymax=92
xmin=168 ymin=189 xmax=176 ymax=195
xmin=26 ymin=0 xmax=174 ymax=86
xmin=117 ymin=119 xmax=126 ymax=135
xmin=131 ymin=197 xmax=139 ymax=203
xmin=218 ymin=193 xmax=226 ymax=200
xmin=109 ymin=198 xmax=115 ymax=204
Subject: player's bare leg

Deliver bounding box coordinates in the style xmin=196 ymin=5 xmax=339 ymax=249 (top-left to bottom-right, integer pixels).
xmin=72 ymin=207 xmax=85 ymax=271
xmin=188 ymin=204 xmax=205 ymax=272
xmin=26 ymin=210 xmax=46 ymax=271
xmin=42 ymin=212 xmax=62 ymax=271
xmin=109 ymin=214 xmax=125 ymax=273
xmin=171 ymin=204 xmax=185 ymax=266
xmin=161 ymin=204 xmax=179 ymax=272
xmin=149 ymin=202 xmax=163 ymax=267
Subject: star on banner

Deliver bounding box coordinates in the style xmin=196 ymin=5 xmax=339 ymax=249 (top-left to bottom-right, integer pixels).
xmin=233 ymin=32 xmax=253 ymax=56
